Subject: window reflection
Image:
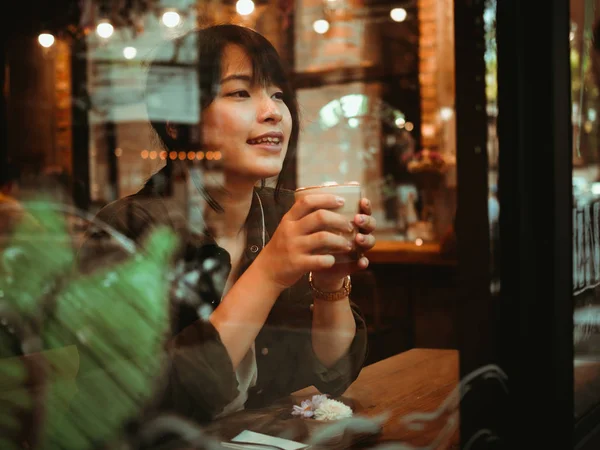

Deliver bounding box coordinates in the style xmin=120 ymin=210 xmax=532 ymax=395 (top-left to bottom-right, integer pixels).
xmin=484 ymin=0 xmax=499 ymax=296
xmin=571 ymin=0 xmax=600 ymax=422
xmin=1 ymin=0 xmax=469 ymax=448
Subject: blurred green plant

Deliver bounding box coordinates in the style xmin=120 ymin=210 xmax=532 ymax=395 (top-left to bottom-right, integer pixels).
xmin=0 ymin=198 xmax=178 ymax=449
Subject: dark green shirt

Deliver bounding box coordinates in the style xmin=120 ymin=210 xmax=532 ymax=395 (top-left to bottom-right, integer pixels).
xmin=81 ymin=185 xmax=368 ymax=424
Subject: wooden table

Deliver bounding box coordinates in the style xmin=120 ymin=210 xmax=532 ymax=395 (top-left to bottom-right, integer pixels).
xmin=366 ymin=241 xmax=457 ymax=266
xmin=207 ymin=349 xmax=459 ymax=449
xmin=575 ymin=358 xmax=600 ymax=420
xmin=292 ymin=348 xmax=460 ymax=448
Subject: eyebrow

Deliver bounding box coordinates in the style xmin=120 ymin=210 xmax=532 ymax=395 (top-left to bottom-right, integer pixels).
xmin=220 ymin=74 xmax=253 ymax=84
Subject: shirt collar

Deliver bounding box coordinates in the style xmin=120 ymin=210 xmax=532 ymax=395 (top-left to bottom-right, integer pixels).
xmin=242 ymin=189 xmax=269 ymax=265
xmin=186 ymin=188 xmax=269 ymax=264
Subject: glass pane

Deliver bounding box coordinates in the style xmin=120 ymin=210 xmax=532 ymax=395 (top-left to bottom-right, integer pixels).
xmin=2 ymin=1 xmax=464 ymax=448
xmin=571 ymin=0 xmax=600 ymax=422
xmin=485 ymin=0 xmax=499 ymax=295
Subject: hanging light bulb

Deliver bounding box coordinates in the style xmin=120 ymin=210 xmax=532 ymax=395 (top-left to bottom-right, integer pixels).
xmin=123 ymin=46 xmax=137 ymax=60
xmin=161 ymin=10 xmax=181 ymax=28
xmin=348 ymin=118 xmax=360 ymax=128
xmin=313 ymin=19 xmax=330 ymax=34
xmin=38 ymin=33 xmax=55 ymax=48
xmin=440 ymin=107 xmax=454 ymax=121
xmin=390 ymin=8 xmax=408 ymax=22
xmin=96 ymin=20 xmax=114 ymax=39
xmin=236 ymin=0 xmax=255 ymax=16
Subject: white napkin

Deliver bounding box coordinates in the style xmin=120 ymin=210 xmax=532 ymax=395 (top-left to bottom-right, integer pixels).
xmin=221 ymin=430 xmax=309 ymax=450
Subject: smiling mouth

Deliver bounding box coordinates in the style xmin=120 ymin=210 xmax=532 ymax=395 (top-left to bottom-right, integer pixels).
xmin=247 ymin=136 xmax=282 ymax=145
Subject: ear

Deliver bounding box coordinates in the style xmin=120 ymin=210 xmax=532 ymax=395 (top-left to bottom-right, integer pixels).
xmin=166 ymin=122 xmax=178 ymax=140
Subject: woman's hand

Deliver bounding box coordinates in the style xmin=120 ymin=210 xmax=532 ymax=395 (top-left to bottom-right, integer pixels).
xmin=255 ymin=194 xmax=358 ymax=291
xmin=310 ymin=198 xmax=377 ymax=291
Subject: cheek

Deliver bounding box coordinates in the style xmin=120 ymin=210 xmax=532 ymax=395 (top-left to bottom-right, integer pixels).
xmin=202 ymin=110 xmax=248 ymax=147
xmin=283 ymin=111 xmax=293 ymax=142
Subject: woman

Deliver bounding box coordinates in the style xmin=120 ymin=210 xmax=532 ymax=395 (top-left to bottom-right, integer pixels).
xmin=86 ymin=24 xmax=376 ymax=424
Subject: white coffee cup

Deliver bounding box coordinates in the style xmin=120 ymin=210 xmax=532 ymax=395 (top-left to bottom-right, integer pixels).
xmin=294 ymin=181 xmax=362 ymax=263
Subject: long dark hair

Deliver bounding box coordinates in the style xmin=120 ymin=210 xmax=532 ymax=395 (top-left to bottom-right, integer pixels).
xmin=144 ymin=24 xmax=299 ymax=202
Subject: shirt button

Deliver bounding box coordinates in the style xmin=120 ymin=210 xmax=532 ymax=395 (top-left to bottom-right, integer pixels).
xmin=250 ymin=245 xmax=259 ymax=253
xmin=261 ymin=347 xmax=269 ymax=356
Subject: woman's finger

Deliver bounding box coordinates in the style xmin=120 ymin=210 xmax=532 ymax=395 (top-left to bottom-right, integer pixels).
xmin=357 ymin=256 xmax=370 ymax=269
xmin=300 ymin=231 xmax=353 ymax=255
xmin=297 ymin=254 xmax=337 ymax=272
xmin=354 ymin=214 xmax=377 ymax=233
xmin=298 ymin=209 xmax=353 ymax=235
xmin=288 ymin=194 xmax=345 ymax=221
xmin=359 ymin=198 xmax=372 ymax=216
xmin=355 ymin=233 xmax=376 ymax=251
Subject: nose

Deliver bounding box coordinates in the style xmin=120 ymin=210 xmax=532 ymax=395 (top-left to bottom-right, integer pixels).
xmin=257 ymin=94 xmax=283 ymax=124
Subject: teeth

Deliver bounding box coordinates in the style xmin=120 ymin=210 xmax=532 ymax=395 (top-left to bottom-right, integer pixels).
xmin=249 ymin=137 xmax=281 ymax=145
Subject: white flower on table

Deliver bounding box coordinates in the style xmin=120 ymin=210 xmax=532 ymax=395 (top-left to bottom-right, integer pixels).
xmin=311 ymin=394 xmax=327 ymax=410
xmin=292 ymin=400 xmax=314 ymax=418
xmin=313 ymin=398 xmax=353 ymax=421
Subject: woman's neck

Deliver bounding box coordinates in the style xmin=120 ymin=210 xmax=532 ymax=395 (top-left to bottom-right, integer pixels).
xmin=202 ymin=179 xmax=256 ymax=240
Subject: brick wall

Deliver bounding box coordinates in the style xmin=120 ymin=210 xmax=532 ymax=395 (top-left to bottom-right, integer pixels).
xmin=418 ymin=0 xmax=456 ymax=178
xmin=54 ymin=39 xmax=73 ymax=176
xmin=418 ymin=0 xmax=457 ymax=235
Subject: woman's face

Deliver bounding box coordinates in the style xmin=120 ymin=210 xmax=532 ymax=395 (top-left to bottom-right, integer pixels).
xmin=200 ymin=44 xmax=293 ymax=183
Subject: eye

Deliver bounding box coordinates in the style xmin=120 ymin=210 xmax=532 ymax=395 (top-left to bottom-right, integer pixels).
xmin=272 ymin=91 xmax=284 ymax=101
xmin=226 ymin=90 xmax=250 ymax=98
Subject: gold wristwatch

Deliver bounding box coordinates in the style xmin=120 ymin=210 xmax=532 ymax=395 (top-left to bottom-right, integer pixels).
xmin=308 ymin=273 xmax=352 ymax=301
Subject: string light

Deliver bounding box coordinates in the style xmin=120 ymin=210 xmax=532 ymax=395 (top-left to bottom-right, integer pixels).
xmin=422 ymin=123 xmax=435 ymax=137
xmin=38 ymin=33 xmax=55 ymax=48
xmin=96 ymin=20 xmax=114 ymax=39
xmin=161 ymin=10 xmax=181 ymax=28
xmin=390 ymin=8 xmax=407 ymax=22
xmin=313 ymin=19 xmax=330 ymax=34
xmin=236 ymin=0 xmax=255 ymax=16
xmin=123 ymin=46 xmax=137 ymax=60
xmin=440 ymin=107 xmax=453 ymax=121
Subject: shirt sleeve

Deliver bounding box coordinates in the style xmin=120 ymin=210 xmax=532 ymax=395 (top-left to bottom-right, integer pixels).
xmin=77 ymin=197 xmax=240 ymax=422
xmin=309 ymin=301 xmax=368 ymax=397
xmin=159 ymin=319 xmax=239 ymax=422
xmin=289 ymin=276 xmax=368 ymax=397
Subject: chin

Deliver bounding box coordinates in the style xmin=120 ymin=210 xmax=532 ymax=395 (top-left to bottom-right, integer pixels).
xmin=248 ymin=161 xmax=284 ymax=180
xmin=224 ymin=155 xmax=284 ymax=182
xmin=255 ymin=168 xmax=283 ymax=181
xmin=225 ymin=166 xmax=282 ymax=184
